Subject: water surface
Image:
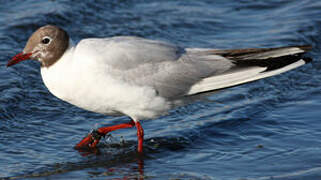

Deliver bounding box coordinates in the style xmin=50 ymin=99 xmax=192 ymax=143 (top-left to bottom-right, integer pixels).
xmin=1 ymin=0 xmax=321 ymax=179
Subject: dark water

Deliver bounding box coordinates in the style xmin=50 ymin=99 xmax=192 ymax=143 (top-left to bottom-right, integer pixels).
xmin=1 ymin=0 xmax=321 ymax=179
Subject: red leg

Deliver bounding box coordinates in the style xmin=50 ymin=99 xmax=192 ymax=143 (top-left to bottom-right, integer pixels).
xmin=135 ymin=121 xmax=144 ymax=153
xmin=74 ymin=120 xmax=135 ymax=149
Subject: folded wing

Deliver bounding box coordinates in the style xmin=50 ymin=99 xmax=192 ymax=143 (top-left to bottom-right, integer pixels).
xmin=75 ymin=37 xmax=312 ymax=99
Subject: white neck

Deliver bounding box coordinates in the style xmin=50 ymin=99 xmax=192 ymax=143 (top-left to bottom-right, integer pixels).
xmin=40 ymin=39 xmax=75 ymax=101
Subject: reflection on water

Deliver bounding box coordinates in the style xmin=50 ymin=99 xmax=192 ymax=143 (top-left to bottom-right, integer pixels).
xmin=74 ymin=149 xmax=146 ymax=180
xmin=6 ymin=135 xmax=194 ymax=179
xmin=8 ymin=147 xmax=146 ymax=179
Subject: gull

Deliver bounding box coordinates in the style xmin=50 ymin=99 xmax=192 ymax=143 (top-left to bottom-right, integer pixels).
xmin=7 ymin=25 xmax=312 ymax=153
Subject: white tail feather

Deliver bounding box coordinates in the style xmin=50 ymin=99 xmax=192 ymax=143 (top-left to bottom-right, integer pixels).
xmin=187 ymin=59 xmax=306 ymax=95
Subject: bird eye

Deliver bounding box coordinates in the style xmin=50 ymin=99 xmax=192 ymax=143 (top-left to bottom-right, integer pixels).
xmin=41 ymin=37 xmax=51 ymax=44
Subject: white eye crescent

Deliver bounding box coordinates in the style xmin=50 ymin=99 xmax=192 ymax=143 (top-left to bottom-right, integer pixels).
xmin=41 ymin=36 xmax=52 ymax=44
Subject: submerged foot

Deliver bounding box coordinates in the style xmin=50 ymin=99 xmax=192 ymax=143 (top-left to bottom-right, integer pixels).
xmin=73 ymin=120 xmax=144 ymax=153
xmin=74 ymin=129 xmax=105 ymax=150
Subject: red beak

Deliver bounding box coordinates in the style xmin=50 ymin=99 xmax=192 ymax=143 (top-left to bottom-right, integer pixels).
xmin=7 ymin=52 xmax=32 ymax=67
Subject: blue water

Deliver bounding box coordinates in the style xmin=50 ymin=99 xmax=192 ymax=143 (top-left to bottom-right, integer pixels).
xmin=1 ymin=0 xmax=321 ymax=179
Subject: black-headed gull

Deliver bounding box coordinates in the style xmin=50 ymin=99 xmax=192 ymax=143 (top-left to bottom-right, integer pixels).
xmin=7 ymin=25 xmax=312 ymax=153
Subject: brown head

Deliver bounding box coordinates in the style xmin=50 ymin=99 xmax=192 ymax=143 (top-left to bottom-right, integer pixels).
xmin=7 ymin=25 xmax=69 ymax=67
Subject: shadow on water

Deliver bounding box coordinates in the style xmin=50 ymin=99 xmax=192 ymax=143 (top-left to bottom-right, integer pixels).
xmin=2 ymin=136 xmax=192 ymax=180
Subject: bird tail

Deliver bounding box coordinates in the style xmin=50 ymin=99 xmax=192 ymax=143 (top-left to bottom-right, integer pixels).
xmin=187 ymin=45 xmax=312 ymax=95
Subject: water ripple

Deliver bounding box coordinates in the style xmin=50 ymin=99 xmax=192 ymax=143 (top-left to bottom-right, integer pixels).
xmin=1 ymin=0 xmax=321 ymax=179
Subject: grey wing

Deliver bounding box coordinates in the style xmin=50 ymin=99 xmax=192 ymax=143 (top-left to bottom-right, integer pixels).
xmin=116 ymin=52 xmax=234 ymax=99
xmin=122 ymin=45 xmax=311 ymax=98
xmin=102 ymin=38 xmax=311 ymax=99
xmin=86 ymin=36 xmax=234 ymax=99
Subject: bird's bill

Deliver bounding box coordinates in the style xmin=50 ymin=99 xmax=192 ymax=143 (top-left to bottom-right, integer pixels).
xmin=7 ymin=52 xmax=32 ymax=67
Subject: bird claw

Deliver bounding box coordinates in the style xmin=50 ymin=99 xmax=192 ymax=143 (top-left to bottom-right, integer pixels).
xmin=91 ymin=129 xmax=105 ymax=141
xmin=74 ymin=129 xmax=105 ymax=150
